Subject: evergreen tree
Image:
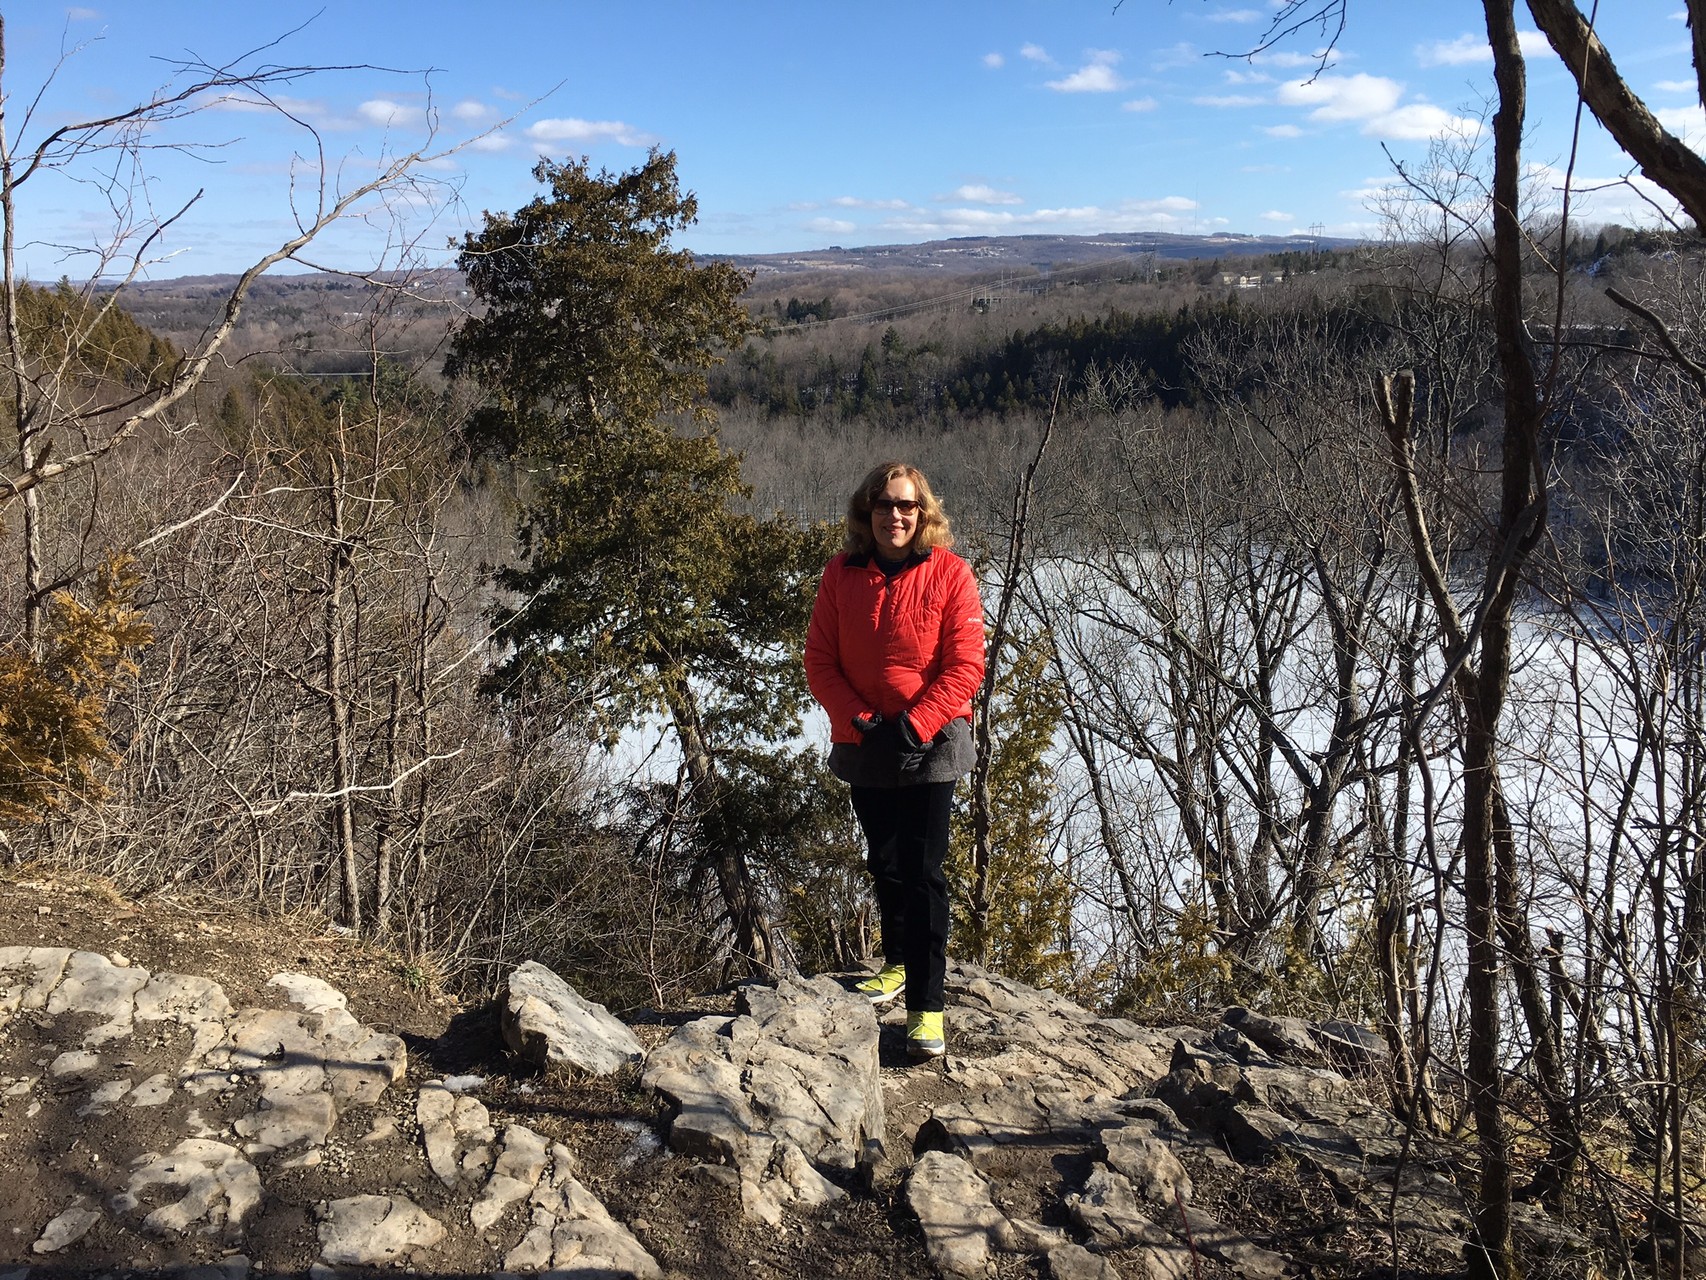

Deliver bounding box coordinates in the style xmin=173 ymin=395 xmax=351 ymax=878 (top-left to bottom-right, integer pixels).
xmin=949 ymin=632 xmax=1073 ymax=989
xmin=447 ymin=150 xmax=836 ymax=977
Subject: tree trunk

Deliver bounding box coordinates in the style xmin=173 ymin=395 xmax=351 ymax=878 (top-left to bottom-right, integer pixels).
xmin=324 ymin=437 xmax=361 ymax=932
xmin=662 ymin=671 xmax=782 ymax=979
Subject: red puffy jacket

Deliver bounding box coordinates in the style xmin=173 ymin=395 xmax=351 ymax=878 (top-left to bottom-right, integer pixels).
xmin=804 ymin=548 xmax=986 ymax=745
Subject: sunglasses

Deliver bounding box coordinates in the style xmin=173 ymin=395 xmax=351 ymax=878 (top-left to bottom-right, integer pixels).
xmin=872 ymin=499 xmax=922 ymax=515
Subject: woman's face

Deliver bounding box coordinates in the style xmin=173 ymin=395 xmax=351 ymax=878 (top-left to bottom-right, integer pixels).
xmin=870 ymin=475 xmax=922 ymax=556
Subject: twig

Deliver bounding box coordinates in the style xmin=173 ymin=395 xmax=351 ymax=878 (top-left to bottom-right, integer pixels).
xmin=1175 ymin=1187 xmax=1204 ymax=1280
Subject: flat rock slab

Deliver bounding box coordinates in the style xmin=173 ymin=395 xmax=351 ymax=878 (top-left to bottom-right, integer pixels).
xmin=114 ymin=1139 xmax=262 ymax=1236
xmin=503 ymin=1141 xmax=660 ymax=1279
xmin=917 ymin=1079 xmax=1142 ymax=1170
xmin=906 ymin=1150 xmax=1016 ymax=1278
xmin=417 ymin=1079 xmax=496 ymax=1188
xmin=318 ymin=1195 xmax=444 ymax=1266
xmin=643 ymin=972 xmax=883 ymax=1219
xmin=503 ymin=959 xmax=644 ymax=1074
xmin=944 ymin=962 xmax=1182 ymax=1095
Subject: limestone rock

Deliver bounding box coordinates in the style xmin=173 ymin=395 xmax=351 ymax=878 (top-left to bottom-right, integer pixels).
xmin=503 ymin=1143 xmax=659 ymax=1279
xmin=1100 ymin=1125 xmax=1192 ymax=1203
xmin=45 ymin=950 xmax=150 ymax=1046
xmin=134 ymin=972 xmax=234 ymax=1026
xmin=643 ymin=973 xmax=882 ymax=1220
xmin=128 ymin=1072 xmax=175 ymax=1107
xmin=417 ymin=1079 xmax=496 ymax=1188
xmin=269 ymin=972 xmax=407 ymax=1105
xmin=945 ymin=962 xmax=1179 ymax=1093
xmin=905 ymin=1150 xmax=1016 ymax=1278
xmin=32 ymin=1200 xmax=102 ymax=1254
xmin=1068 ymin=1164 xmax=1189 ymax=1277
xmin=0 ymin=947 xmax=72 ymax=1025
xmin=114 ymin=1139 xmax=261 ymax=1237
xmin=1221 ymin=1007 xmax=1319 ymax=1062
xmin=471 ymin=1121 xmax=550 ymax=1232
xmin=503 ymin=959 xmax=644 ymax=1074
xmin=917 ymin=1079 xmax=1132 ymax=1172
xmin=1177 ymin=1204 xmax=1292 ymax=1278
xmin=317 ymin=1194 xmax=444 ymax=1266
xmin=741 ymin=1138 xmax=847 ymax=1226
xmin=49 ymin=1049 xmax=101 ymax=1079
xmin=1048 ymin=1243 xmax=1123 ymax=1280
xmin=1314 ymin=1019 xmax=1388 ymax=1071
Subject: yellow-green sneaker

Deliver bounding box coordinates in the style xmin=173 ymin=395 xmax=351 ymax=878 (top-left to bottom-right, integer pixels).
xmin=854 ymin=963 xmax=906 ymax=1006
xmin=906 ymin=1010 xmax=945 ymax=1059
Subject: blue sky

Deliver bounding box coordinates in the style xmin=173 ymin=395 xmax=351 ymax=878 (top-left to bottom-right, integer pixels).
xmin=6 ymin=2 xmax=1702 ymax=278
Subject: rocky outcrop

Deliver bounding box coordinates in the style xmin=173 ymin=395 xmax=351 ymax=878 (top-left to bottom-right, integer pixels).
xmin=0 ymin=946 xmax=658 ymax=1278
xmin=642 ymin=973 xmax=879 ymax=1225
xmin=0 ymin=946 xmax=1605 ymax=1280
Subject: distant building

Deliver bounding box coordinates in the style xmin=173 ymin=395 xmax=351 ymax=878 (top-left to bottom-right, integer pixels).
xmin=1218 ymin=270 xmax=1287 ymax=289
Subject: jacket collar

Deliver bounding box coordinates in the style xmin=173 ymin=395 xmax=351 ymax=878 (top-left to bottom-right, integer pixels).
xmin=846 ymin=546 xmax=933 ymax=571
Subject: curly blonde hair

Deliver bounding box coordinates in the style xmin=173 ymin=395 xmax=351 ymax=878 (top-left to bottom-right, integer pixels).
xmin=843 ymin=461 xmax=954 ymax=556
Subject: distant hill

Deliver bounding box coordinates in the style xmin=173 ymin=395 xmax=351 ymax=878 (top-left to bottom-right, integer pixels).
xmin=709 ymin=230 xmax=1357 ymax=279
xmin=96 ymin=231 xmax=1359 ymax=377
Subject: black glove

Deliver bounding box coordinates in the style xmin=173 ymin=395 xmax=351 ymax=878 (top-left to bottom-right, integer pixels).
xmin=895 ymin=713 xmax=930 ymax=774
xmin=858 ymin=715 xmax=900 ymax=759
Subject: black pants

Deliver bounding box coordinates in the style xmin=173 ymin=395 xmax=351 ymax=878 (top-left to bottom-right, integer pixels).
xmin=850 ymin=781 xmax=954 ymax=1014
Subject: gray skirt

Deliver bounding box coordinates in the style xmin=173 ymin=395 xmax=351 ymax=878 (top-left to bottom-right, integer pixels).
xmin=828 ymin=716 xmax=975 ymax=788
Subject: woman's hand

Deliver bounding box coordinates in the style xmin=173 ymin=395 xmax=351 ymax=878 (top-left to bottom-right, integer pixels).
xmin=895 ymin=714 xmax=930 ymax=774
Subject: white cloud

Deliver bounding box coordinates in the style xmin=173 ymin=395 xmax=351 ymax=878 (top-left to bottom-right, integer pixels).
xmin=1416 ymin=33 xmax=1487 ymax=67
xmin=1417 ymin=29 xmax=1547 ymax=66
xmin=525 ymin=117 xmax=657 ymax=147
xmin=881 ymin=194 xmax=1199 ymax=239
xmin=1195 ymin=93 xmax=1266 ymax=107
xmin=806 ymin=218 xmax=856 ymax=235
xmin=1277 ymin=73 xmax=1401 ymax=121
xmin=1252 ymin=49 xmax=1338 ymax=69
xmin=1341 ymin=176 xmax=1405 ymax=204
xmin=1151 ymin=42 xmax=1198 ymax=71
xmin=211 ymin=93 xmax=323 ymax=117
xmin=66 ymin=6 xmax=99 ymax=19
xmin=1259 ymin=209 xmax=1293 ymax=222
xmin=452 ymin=100 xmax=493 ymax=122
xmin=1241 ymin=163 xmax=1290 ymax=173
xmin=1204 ymin=8 xmax=1262 ymax=21
xmin=1021 ymin=43 xmax=1052 ymax=64
xmin=983 ymin=52 xmax=1005 ymax=68
xmin=944 ymin=184 xmax=1023 ymax=205
xmin=1544 ymin=172 xmax=1681 ymax=225
xmin=1123 ymin=96 xmax=1159 ymax=112
xmin=1262 ymin=124 xmax=1303 ymax=138
xmin=1374 ymin=102 xmax=1478 ymax=141
xmin=465 ymin=133 xmax=514 ymax=153
xmin=1654 ymin=78 xmax=1698 ymax=94
xmin=1657 ymin=103 xmax=1706 ymax=141
xmin=1224 ymin=68 xmax=1272 ymax=85
xmin=831 ymin=195 xmax=911 ymax=210
xmin=359 ymin=99 xmax=426 ymax=127
xmin=1047 ymin=50 xmax=1128 ymax=93
xmin=1276 ymin=72 xmax=1478 ymax=140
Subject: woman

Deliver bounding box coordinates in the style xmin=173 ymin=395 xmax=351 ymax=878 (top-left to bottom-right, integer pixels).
xmin=804 ymin=461 xmax=986 ymax=1059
